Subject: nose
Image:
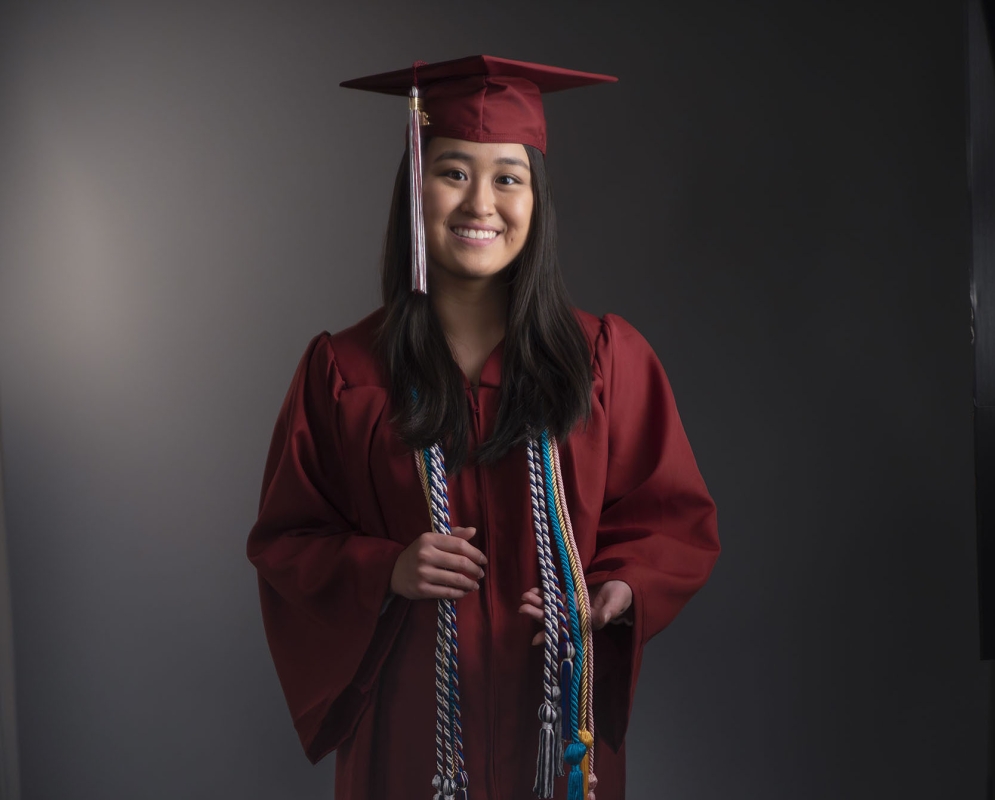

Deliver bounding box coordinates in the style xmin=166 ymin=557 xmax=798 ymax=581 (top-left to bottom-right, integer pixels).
xmin=461 ymin=177 xmax=495 ymax=218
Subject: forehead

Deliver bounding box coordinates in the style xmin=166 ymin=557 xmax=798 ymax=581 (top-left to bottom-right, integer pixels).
xmin=426 ymin=136 xmax=530 ymax=165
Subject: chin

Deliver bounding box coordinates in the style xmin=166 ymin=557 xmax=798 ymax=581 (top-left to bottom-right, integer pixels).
xmin=433 ymin=257 xmax=512 ymax=282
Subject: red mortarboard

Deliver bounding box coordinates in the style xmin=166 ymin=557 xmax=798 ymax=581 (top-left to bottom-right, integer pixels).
xmin=340 ymin=55 xmax=617 ymax=154
xmin=341 ymin=55 xmax=617 ymax=293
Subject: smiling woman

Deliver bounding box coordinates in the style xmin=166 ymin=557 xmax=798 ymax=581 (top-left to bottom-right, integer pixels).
xmin=379 ymin=131 xmax=592 ymax=473
xmin=423 ymin=139 xmax=534 ymax=282
xmin=246 ymin=55 xmax=720 ymax=800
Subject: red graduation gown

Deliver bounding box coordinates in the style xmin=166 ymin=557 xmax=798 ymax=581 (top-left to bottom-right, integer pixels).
xmin=247 ymin=308 xmax=719 ymax=800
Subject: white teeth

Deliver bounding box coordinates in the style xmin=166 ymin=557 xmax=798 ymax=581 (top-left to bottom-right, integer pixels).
xmin=453 ymin=227 xmax=497 ymax=240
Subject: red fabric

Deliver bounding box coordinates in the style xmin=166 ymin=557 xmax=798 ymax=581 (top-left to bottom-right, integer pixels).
xmin=247 ymin=308 xmax=719 ymax=800
xmin=339 ymin=55 xmax=618 ymax=154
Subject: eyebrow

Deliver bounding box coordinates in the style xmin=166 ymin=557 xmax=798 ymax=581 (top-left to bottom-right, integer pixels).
xmin=433 ymin=149 xmax=530 ymax=170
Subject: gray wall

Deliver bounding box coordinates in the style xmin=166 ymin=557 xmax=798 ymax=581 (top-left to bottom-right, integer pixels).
xmin=0 ymin=0 xmax=985 ymax=798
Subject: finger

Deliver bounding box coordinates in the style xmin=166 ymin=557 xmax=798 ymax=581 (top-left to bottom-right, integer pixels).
xmin=416 ymin=583 xmax=471 ymax=601
xmin=434 ymin=533 xmax=488 ymax=565
xmin=421 ymin=566 xmax=479 ymax=593
xmin=520 ymin=590 xmax=543 ymax=609
xmin=591 ymin=586 xmax=621 ymax=631
xmin=421 ymin=548 xmax=485 ymax=579
xmin=595 ymin=588 xmax=630 ymax=629
xmin=449 ymin=525 xmax=477 ymax=540
xmin=532 ymin=630 xmax=543 ymax=646
xmin=590 ymin=587 xmax=609 ymax=630
xmin=598 ymin=597 xmax=625 ymax=629
xmin=518 ymin=603 xmax=544 ymax=622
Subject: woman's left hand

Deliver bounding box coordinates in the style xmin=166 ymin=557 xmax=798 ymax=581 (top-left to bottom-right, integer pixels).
xmin=589 ymin=579 xmax=633 ymax=630
xmin=518 ymin=580 xmax=633 ymax=646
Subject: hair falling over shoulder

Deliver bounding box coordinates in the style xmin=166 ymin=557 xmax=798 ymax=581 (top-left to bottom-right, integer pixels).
xmin=376 ymin=143 xmax=593 ymax=472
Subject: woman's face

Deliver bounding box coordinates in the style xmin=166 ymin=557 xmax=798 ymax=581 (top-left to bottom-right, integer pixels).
xmin=421 ymin=137 xmax=534 ymax=284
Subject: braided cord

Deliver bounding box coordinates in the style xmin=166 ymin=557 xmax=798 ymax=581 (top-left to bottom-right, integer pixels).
xmin=526 ymin=436 xmax=567 ymax=797
xmin=412 ymin=429 xmax=592 ymax=800
xmin=419 ymin=445 xmax=467 ymax=799
xmin=531 ymin=439 xmax=571 ymax=649
xmin=549 ymin=441 xmax=590 ymax=719
xmin=418 ymin=449 xmax=450 ymax=789
xmin=526 ymin=438 xmax=560 ymax=704
xmin=551 ymin=437 xmax=596 ymax=788
xmin=540 ymin=431 xmax=582 ymax=738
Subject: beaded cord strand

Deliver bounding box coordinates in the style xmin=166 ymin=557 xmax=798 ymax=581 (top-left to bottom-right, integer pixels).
xmin=540 ymin=431 xmax=587 ymax=800
xmin=550 ymin=437 xmax=596 ymax=797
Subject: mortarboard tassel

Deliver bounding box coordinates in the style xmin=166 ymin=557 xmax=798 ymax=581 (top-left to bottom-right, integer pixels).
xmin=408 ymin=62 xmax=429 ymax=293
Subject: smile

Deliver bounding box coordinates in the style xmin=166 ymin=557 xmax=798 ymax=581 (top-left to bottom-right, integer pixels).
xmin=451 ymin=227 xmax=499 ymax=241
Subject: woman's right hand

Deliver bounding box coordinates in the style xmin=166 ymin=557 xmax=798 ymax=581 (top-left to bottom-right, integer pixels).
xmin=390 ymin=526 xmax=487 ymax=600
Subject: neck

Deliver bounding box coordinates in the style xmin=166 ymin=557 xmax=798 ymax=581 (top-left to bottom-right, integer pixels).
xmin=429 ymin=268 xmax=509 ymax=385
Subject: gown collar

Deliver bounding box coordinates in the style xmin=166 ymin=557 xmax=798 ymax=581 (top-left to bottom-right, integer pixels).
xmin=461 ymin=337 xmax=505 ymax=390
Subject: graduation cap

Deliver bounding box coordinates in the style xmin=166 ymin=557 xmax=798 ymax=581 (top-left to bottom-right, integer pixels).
xmin=341 ymin=55 xmax=618 ymax=293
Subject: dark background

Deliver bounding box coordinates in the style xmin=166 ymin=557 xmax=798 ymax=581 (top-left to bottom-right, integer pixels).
xmin=0 ymin=0 xmax=985 ymax=797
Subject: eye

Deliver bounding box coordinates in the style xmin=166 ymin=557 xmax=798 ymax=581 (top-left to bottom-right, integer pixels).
xmin=442 ymin=169 xmax=467 ymax=181
xmin=496 ymin=174 xmax=521 ymax=186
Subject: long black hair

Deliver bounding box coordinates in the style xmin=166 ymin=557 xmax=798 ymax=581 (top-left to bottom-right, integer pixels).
xmin=377 ymin=142 xmax=592 ymax=471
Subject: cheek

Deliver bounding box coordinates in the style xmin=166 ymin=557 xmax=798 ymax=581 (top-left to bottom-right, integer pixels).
xmin=422 ymin=182 xmax=457 ymax=229
xmin=507 ymin=197 xmax=534 ymax=245
xmin=421 ymin=186 xmax=443 ymax=227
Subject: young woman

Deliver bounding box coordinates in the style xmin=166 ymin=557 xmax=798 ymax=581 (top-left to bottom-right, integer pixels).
xmin=247 ymin=56 xmax=719 ymax=800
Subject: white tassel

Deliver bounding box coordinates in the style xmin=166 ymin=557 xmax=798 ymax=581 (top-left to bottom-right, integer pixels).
xmin=408 ymin=86 xmax=427 ymax=293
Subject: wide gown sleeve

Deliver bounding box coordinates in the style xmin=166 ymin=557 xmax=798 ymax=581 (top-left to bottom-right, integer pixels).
xmin=585 ymin=314 xmax=720 ymax=753
xmin=246 ymin=333 xmax=409 ymax=764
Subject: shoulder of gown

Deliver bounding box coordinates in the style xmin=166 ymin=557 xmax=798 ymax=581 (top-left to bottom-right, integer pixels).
xmin=310 ymin=306 xmax=388 ymax=390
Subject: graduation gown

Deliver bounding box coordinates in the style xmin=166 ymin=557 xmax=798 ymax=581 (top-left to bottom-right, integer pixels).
xmin=247 ymin=308 xmax=719 ymax=800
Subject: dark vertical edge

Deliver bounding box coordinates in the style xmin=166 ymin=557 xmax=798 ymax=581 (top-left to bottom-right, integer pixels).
xmin=969 ymin=0 xmax=995 ymax=661
xmin=990 ymin=662 xmax=995 ymax=800
xmin=978 ymin=408 xmax=995 ymax=661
